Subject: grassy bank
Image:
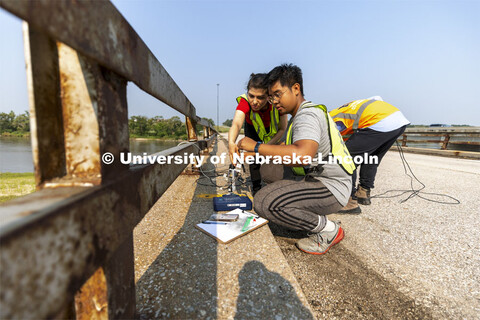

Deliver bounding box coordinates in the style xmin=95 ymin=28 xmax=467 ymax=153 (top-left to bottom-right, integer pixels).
xmin=0 ymin=172 xmax=35 ymax=203
xmin=1 ymin=132 xmax=30 ymax=137
xmin=217 ymin=125 xmax=233 ymax=133
xmin=129 ymin=135 xmax=185 ymax=141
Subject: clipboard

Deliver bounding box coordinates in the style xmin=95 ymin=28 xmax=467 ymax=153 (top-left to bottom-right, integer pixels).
xmin=195 ymin=208 xmax=268 ymax=244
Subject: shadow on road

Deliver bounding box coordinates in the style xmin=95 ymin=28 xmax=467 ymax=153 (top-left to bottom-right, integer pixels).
xmin=234 ymin=260 xmax=314 ymax=320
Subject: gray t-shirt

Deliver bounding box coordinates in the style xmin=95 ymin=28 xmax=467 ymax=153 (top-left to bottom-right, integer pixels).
xmin=290 ymin=101 xmax=352 ymax=206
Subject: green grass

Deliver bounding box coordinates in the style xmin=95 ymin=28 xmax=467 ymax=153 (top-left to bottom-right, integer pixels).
xmin=217 ymin=125 xmax=243 ymax=134
xmin=129 ymin=134 xmax=187 ymax=141
xmin=216 ymin=125 xmax=231 ymax=133
xmin=0 ymin=172 xmax=35 ymax=203
xmin=1 ymin=131 xmax=30 ymax=137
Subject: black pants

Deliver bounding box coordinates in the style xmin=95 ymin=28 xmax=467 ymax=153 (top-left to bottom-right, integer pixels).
xmin=346 ymin=125 xmax=407 ymax=196
xmin=244 ymin=121 xmax=262 ymax=189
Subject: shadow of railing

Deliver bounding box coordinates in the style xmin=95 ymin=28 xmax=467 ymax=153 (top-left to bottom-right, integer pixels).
xmin=136 ymin=142 xmax=221 ymax=319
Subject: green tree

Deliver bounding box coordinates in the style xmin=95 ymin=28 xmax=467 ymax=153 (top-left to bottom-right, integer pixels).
xmin=128 ymin=115 xmax=187 ymax=139
xmin=196 ymin=117 xmax=215 ymax=133
xmin=13 ymin=111 xmax=30 ymax=132
xmin=0 ymin=111 xmax=15 ymax=133
xmin=150 ymin=116 xmax=165 ymax=137
xmin=204 ymin=117 xmax=215 ymax=127
xmin=222 ymin=119 xmax=233 ymax=126
xmin=129 ymin=115 xmax=148 ymax=136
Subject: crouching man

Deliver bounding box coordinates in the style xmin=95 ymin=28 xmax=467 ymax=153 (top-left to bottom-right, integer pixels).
xmin=237 ymin=64 xmax=354 ymax=255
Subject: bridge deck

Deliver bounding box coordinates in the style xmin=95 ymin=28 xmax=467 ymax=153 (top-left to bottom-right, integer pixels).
xmin=133 ymin=138 xmax=479 ymax=319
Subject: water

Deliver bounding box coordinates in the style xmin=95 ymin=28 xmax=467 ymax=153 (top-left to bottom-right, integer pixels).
xmin=0 ymin=137 xmax=181 ymax=173
xmin=0 ymin=137 xmax=34 ymax=173
xmin=129 ymin=139 xmax=179 ymax=155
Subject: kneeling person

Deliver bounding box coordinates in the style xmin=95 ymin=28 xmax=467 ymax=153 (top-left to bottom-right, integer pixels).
xmin=237 ymin=64 xmax=354 ymax=255
xmin=228 ymin=73 xmax=288 ymax=195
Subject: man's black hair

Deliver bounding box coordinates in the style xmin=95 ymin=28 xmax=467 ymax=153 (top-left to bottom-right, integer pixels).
xmin=267 ymin=64 xmax=304 ymax=95
xmin=246 ymin=73 xmax=268 ymax=91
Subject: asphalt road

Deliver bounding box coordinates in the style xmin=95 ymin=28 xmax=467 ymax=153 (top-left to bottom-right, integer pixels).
xmin=272 ymin=151 xmax=480 ymax=319
xmin=223 ymin=131 xmax=480 ymax=318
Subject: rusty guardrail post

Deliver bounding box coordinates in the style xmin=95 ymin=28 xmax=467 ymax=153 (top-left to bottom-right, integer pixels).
xmin=24 ymin=24 xmax=66 ymax=188
xmin=185 ymin=116 xmax=198 ymax=141
xmin=58 ymin=42 xmax=134 ymax=319
xmin=441 ymin=133 xmax=450 ymax=150
xmin=23 ymin=23 xmax=135 ymax=319
xmin=57 ymin=44 xmax=135 ymax=319
xmin=203 ymin=125 xmax=208 ymax=139
xmin=184 ymin=116 xmax=199 ymax=173
xmin=402 ymin=134 xmax=407 ymax=147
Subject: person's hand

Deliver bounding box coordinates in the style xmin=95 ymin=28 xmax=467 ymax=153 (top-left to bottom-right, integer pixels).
xmin=228 ymin=142 xmax=239 ymax=164
xmin=237 ymin=137 xmax=257 ymax=152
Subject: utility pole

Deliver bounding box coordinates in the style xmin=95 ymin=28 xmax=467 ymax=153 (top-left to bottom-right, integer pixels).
xmin=216 ymin=83 xmax=219 ymax=132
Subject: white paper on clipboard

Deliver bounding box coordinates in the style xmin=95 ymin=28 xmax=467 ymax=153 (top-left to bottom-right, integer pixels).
xmin=195 ymin=208 xmax=268 ymax=244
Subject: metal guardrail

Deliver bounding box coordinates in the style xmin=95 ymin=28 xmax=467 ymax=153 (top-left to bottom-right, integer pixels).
xmin=398 ymin=127 xmax=480 ymax=151
xmin=0 ymin=0 xmax=216 ymax=318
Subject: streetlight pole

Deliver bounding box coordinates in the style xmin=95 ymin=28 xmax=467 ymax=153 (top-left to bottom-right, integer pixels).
xmin=216 ymin=83 xmax=219 ymax=132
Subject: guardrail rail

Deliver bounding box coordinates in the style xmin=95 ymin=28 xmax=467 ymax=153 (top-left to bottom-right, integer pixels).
xmin=398 ymin=127 xmax=480 ymax=151
xmin=0 ymin=1 xmax=216 ymax=318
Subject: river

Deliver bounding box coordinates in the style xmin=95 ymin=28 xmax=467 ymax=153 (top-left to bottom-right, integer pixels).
xmin=0 ymin=137 xmax=179 ymax=173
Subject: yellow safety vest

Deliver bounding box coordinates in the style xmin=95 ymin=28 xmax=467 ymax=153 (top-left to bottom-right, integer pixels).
xmin=329 ymin=99 xmax=399 ymax=136
xmin=286 ymin=103 xmax=355 ymax=176
xmin=236 ymin=94 xmax=280 ymax=143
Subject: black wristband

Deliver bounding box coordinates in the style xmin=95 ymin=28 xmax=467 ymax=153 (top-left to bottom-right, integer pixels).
xmin=254 ymin=141 xmax=262 ymax=153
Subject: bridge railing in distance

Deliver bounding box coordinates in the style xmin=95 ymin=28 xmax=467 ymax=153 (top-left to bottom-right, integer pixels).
xmin=0 ymin=1 xmax=216 ymax=319
xmin=397 ymin=127 xmax=480 ymax=153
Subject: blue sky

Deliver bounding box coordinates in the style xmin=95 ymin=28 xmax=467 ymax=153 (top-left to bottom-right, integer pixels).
xmin=1 ymin=0 xmax=479 ymax=125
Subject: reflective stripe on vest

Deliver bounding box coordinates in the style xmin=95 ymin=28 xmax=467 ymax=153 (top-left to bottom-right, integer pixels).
xmin=329 ymin=99 xmax=399 ymax=135
xmin=286 ymin=103 xmax=355 ymax=176
xmin=236 ymin=94 xmax=280 ymax=143
xmin=331 ymin=99 xmax=376 ymax=130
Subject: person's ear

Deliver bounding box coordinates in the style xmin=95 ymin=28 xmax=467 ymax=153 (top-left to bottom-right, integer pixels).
xmin=292 ymin=83 xmax=301 ymax=96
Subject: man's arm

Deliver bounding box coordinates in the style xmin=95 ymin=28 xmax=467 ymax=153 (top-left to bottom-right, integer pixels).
xmin=266 ymin=113 xmax=288 ymax=145
xmin=237 ymin=136 xmax=318 ymax=166
xmin=228 ymin=110 xmax=246 ymax=164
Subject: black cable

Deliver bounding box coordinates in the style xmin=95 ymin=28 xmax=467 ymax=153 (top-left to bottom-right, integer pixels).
xmin=194 ymin=162 xmax=249 ymax=189
xmin=195 ymin=176 xmax=249 ymax=189
xmin=178 ymin=138 xmax=250 ymax=189
xmin=371 ymin=141 xmax=460 ymax=205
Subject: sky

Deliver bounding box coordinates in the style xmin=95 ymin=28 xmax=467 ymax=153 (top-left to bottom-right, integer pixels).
xmin=1 ymin=0 xmax=479 ymax=126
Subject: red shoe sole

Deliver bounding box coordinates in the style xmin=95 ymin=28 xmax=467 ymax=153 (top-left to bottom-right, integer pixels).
xmin=298 ymin=227 xmax=344 ymax=255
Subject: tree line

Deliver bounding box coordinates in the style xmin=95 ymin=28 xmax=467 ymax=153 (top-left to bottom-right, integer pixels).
xmin=1 ymin=111 xmax=219 ymax=139
xmin=129 ymin=115 xmax=213 ymax=139
xmin=0 ymin=111 xmax=30 ymax=136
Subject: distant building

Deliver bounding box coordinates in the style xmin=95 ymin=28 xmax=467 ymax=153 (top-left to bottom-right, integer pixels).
xmin=429 ymin=124 xmax=451 ymax=127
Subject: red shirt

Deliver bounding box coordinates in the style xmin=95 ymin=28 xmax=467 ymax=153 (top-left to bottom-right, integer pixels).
xmin=236 ymin=98 xmax=272 ymax=127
